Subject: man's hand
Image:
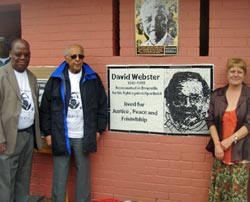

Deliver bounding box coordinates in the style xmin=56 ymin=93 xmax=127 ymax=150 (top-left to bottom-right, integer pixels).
xmin=96 ymin=132 xmax=101 ymax=142
xmin=0 ymin=143 xmax=6 ymax=154
xmin=45 ymin=135 xmax=52 ymax=146
xmin=214 ymin=142 xmax=224 ymax=160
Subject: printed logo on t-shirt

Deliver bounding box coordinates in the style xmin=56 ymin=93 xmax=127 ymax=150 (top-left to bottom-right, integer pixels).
xmin=20 ymin=90 xmax=34 ymax=114
xmin=69 ymin=92 xmax=81 ymax=110
xmin=21 ymin=92 xmax=32 ymax=110
xmin=19 ymin=90 xmax=35 ymax=127
xmin=67 ymin=92 xmax=83 ymax=119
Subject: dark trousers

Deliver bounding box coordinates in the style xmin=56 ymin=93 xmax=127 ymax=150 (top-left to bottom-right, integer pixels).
xmin=52 ymin=138 xmax=91 ymax=202
xmin=0 ymin=128 xmax=34 ymax=202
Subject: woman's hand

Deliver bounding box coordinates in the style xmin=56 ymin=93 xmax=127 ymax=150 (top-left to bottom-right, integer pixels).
xmin=220 ymin=136 xmax=234 ymax=151
xmin=214 ymin=142 xmax=224 ymax=160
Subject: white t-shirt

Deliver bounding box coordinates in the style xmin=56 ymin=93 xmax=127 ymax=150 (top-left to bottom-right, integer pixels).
xmin=67 ymin=69 xmax=84 ymax=138
xmin=14 ymin=70 xmax=35 ymax=129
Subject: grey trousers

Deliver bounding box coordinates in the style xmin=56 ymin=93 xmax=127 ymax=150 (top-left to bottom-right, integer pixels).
xmin=0 ymin=127 xmax=34 ymax=202
xmin=52 ymin=138 xmax=91 ymax=202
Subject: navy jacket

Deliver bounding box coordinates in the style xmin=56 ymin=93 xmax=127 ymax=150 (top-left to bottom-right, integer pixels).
xmin=39 ymin=62 xmax=108 ymax=155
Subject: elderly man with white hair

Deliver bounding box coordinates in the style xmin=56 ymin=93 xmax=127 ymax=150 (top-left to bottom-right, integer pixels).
xmin=140 ymin=0 xmax=174 ymax=46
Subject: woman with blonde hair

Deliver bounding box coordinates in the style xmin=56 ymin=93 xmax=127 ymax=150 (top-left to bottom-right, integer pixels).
xmin=206 ymin=58 xmax=250 ymax=201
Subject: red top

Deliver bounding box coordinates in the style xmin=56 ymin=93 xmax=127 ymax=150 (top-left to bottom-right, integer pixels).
xmin=222 ymin=110 xmax=237 ymax=164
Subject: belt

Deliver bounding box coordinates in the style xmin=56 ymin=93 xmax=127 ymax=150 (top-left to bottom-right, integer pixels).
xmin=18 ymin=124 xmax=34 ymax=133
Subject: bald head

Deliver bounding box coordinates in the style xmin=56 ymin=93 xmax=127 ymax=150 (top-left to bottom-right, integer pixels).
xmin=64 ymin=44 xmax=85 ymax=74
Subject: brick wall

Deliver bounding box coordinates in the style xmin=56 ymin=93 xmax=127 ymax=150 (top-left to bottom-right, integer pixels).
xmin=0 ymin=0 xmax=250 ymax=201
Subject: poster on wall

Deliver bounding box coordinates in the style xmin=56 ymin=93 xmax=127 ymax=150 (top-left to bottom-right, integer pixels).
xmin=108 ymin=65 xmax=213 ymax=135
xmin=135 ymin=0 xmax=178 ymax=56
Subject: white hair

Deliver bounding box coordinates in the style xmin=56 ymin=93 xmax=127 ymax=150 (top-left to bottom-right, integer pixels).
xmin=140 ymin=0 xmax=169 ymax=21
xmin=64 ymin=44 xmax=84 ymax=56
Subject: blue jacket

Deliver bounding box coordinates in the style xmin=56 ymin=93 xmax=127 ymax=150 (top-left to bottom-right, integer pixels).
xmin=39 ymin=62 xmax=108 ymax=155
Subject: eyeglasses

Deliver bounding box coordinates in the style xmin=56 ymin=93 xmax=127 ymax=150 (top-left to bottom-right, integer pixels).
xmin=14 ymin=52 xmax=30 ymax=58
xmin=70 ymin=54 xmax=84 ymax=60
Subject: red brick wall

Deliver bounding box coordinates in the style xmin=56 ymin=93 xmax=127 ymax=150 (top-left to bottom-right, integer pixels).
xmin=1 ymin=0 xmax=250 ymax=201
